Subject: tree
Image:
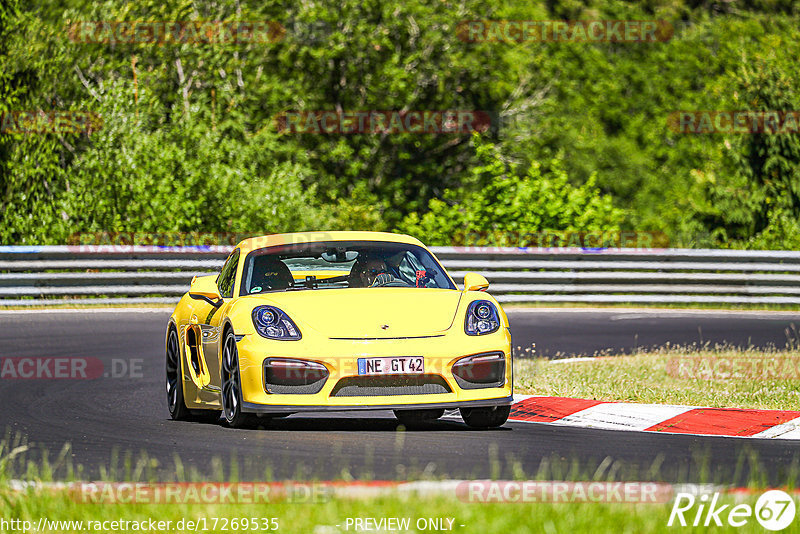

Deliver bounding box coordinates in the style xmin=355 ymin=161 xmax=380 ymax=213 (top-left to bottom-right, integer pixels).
xmin=398 ymin=135 xmax=624 ymax=245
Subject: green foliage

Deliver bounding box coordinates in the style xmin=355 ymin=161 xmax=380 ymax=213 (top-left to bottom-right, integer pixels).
xmin=0 ymin=0 xmax=62 ymax=242
xmin=680 ymin=42 xmax=800 ymax=249
xmin=1 ymin=0 xmax=800 ymax=248
xmin=732 ymin=56 xmax=800 ymax=233
xmin=399 ymin=135 xmax=624 ymax=245
xmin=60 ymin=80 xmax=327 ymax=237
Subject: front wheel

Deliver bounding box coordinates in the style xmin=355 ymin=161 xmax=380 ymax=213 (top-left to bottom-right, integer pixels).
xmin=221 ymin=330 xmax=256 ymax=428
xmin=166 ymin=328 xmax=190 ymax=420
xmin=460 ymin=405 xmax=510 ymax=429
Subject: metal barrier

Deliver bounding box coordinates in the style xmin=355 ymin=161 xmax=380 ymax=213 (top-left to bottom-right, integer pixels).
xmin=2 ymin=245 xmax=800 ymax=306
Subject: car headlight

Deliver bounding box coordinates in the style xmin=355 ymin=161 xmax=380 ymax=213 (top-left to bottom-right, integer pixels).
xmin=464 ymin=300 xmax=500 ymax=336
xmin=252 ymin=305 xmax=302 ymax=340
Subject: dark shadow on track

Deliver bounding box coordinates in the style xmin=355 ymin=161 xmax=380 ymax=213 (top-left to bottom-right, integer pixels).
xmin=169 ymin=415 xmax=512 ymax=433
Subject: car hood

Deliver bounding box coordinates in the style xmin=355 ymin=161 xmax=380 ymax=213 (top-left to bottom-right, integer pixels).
xmin=247 ymin=288 xmax=464 ymax=338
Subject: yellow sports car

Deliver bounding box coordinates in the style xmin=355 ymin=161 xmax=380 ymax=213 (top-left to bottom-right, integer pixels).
xmin=165 ymin=231 xmax=512 ymax=428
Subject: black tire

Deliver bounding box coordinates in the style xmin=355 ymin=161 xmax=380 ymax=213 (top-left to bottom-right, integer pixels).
xmin=166 ymin=327 xmax=190 ymax=420
xmin=220 ymin=329 xmax=256 ymax=428
xmin=460 ymin=405 xmax=510 ymax=429
xmin=393 ymin=408 xmax=445 ymax=426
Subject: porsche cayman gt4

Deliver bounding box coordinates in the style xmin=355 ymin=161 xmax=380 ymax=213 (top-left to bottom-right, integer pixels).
xmin=165 ymin=231 xmax=512 ymax=428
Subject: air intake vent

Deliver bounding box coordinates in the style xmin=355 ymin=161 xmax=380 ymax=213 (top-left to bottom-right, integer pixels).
xmin=452 ymin=352 xmax=506 ymax=390
xmin=264 ymin=358 xmax=328 ymax=395
xmin=330 ymin=375 xmax=451 ymax=397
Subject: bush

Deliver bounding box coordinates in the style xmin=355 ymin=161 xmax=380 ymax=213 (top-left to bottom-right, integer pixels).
xmin=398 ymin=135 xmax=625 ymax=246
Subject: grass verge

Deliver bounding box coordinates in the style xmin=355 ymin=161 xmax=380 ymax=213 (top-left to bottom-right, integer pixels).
xmin=0 ymin=440 xmax=791 ymax=534
xmin=515 ymin=346 xmax=800 ymax=410
xmin=2 ymin=490 xmax=786 ymax=534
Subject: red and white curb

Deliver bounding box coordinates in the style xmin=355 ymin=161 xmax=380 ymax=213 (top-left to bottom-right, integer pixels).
xmin=509 ymin=395 xmax=800 ymax=439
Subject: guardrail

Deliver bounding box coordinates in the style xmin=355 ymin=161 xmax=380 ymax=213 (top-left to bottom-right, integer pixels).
xmin=2 ymin=245 xmax=800 ymax=306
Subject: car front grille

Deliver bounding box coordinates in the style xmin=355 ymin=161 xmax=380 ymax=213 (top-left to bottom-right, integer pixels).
xmin=330 ymin=374 xmax=451 ymax=397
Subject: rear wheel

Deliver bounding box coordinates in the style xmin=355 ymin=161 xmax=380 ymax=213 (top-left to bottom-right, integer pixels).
xmin=221 ymin=330 xmax=256 ymax=428
xmin=393 ymin=408 xmax=444 ymax=426
xmin=166 ymin=328 xmax=190 ymax=420
xmin=460 ymin=405 xmax=510 ymax=429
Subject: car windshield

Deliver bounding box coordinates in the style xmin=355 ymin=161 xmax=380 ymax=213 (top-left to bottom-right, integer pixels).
xmin=240 ymin=241 xmax=455 ymax=295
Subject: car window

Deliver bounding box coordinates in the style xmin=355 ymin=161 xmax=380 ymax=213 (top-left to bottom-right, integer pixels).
xmin=217 ymin=249 xmax=240 ymax=298
xmin=240 ymin=241 xmax=455 ymax=295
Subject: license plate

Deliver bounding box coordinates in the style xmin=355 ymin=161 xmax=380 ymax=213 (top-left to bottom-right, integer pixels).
xmin=357 ymin=357 xmax=424 ymax=376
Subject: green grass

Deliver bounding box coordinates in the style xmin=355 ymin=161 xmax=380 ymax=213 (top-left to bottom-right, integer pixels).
xmin=4 ymin=490 xmax=792 ymax=533
xmin=0 ymin=439 xmax=795 ymax=534
xmin=515 ymin=346 xmax=800 ymax=410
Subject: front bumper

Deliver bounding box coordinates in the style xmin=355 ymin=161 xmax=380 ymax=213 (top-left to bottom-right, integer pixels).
xmin=236 ymin=328 xmax=513 ymax=412
xmin=242 ymin=395 xmax=513 ymax=414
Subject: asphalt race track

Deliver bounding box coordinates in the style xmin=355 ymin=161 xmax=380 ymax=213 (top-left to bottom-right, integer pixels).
xmin=507 ymin=308 xmax=800 ymax=357
xmin=0 ymin=308 xmax=798 ymax=485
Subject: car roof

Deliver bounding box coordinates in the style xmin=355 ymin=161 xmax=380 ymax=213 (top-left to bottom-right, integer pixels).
xmin=235 ymin=231 xmax=426 ymax=254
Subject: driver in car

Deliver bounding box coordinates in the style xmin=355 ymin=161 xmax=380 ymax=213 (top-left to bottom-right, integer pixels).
xmin=358 ymin=257 xmax=396 ymax=287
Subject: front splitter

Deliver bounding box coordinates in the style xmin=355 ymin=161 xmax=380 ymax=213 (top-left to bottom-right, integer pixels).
xmin=242 ymin=395 xmax=513 ymax=414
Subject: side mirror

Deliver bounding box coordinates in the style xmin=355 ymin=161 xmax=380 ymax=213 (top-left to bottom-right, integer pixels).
xmin=463 ymin=272 xmax=489 ymax=292
xmin=189 ymin=275 xmax=223 ymax=306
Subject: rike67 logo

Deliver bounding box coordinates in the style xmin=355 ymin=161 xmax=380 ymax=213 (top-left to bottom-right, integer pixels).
xmin=669 ymin=490 xmax=796 ymax=531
